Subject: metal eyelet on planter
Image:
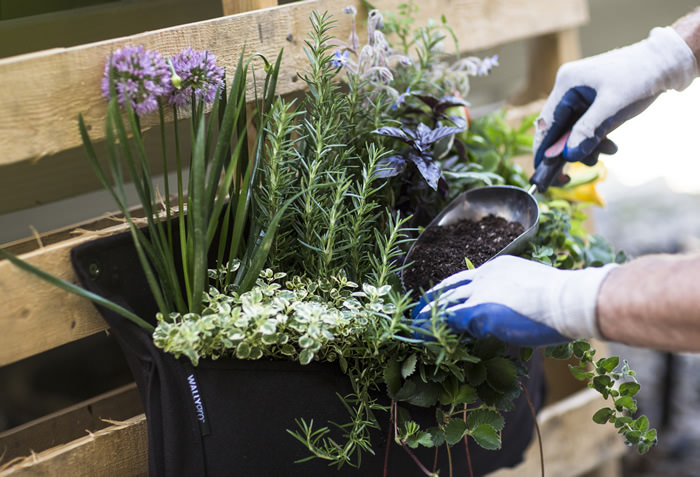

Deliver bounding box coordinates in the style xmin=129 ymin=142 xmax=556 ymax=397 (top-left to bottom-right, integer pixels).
xmin=88 ymin=261 xmax=101 ymax=279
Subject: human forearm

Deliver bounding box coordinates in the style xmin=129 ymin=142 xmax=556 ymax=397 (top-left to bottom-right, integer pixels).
xmin=674 ymin=7 xmax=700 ymax=67
xmin=597 ymin=253 xmax=700 ymax=352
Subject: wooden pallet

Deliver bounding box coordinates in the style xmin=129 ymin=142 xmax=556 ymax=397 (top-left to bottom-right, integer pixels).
xmin=0 ymin=0 xmax=626 ymax=475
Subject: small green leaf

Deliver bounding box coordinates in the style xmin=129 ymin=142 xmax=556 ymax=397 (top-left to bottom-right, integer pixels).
xmin=384 ymin=357 xmax=403 ymax=397
xmin=299 ymin=335 xmax=315 ymax=349
xmin=614 ymin=396 xmax=637 ymax=413
xmin=405 ymin=431 xmax=434 ymax=449
xmin=625 ymin=430 xmax=642 ymax=445
xmin=614 ymin=416 xmax=633 ymax=429
xmin=466 ymin=362 xmax=487 ymax=386
xmin=633 ymin=416 xmax=649 ymax=432
xmin=592 ymin=407 xmax=614 ymax=424
xmin=470 ymin=424 xmax=501 ymax=450
xmin=428 ymin=427 xmax=445 ymax=447
xmin=444 ymin=418 xmax=468 ymax=445
xmin=480 ymin=151 xmax=500 ymax=172
xmin=572 ymin=340 xmax=591 ymax=358
xmin=619 ymin=381 xmax=641 ymax=397
xmin=485 ymin=357 xmax=518 ymax=393
xmin=299 ymin=348 xmax=314 ymax=365
xmin=236 ymin=341 xmax=251 ymax=359
xmin=591 ymin=375 xmax=613 ymax=397
xmin=546 ymin=343 xmax=573 ymax=360
xmin=401 ymin=378 xmax=440 ymax=408
xmin=467 ymin=409 xmax=505 ymax=431
xmin=643 ymin=429 xmax=658 ymax=443
xmin=401 ymin=354 xmax=418 ymax=379
xmin=280 ymin=344 xmax=296 ymax=356
xmin=569 ymin=364 xmax=593 ymax=381
xmin=455 ymin=384 xmax=478 ymax=405
xmin=597 ymin=356 xmax=620 ymax=373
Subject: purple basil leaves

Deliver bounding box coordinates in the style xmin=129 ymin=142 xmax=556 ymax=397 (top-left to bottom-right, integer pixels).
xmin=403 ymin=94 xmax=470 ymax=130
xmin=373 ymin=122 xmax=464 ymax=190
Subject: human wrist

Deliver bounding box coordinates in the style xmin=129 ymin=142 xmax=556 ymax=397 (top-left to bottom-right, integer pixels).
xmin=673 ymin=7 xmax=700 ymax=68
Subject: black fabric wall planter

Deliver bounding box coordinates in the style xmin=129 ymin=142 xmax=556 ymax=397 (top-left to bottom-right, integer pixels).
xmin=70 ymin=230 xmax=546 ymax=477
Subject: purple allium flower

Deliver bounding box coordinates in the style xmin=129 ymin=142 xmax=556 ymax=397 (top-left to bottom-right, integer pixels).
xmin=168 ymin=47 xmax=224 ymax=106
xmin=102 ymin=45 xmax=170 ymax=115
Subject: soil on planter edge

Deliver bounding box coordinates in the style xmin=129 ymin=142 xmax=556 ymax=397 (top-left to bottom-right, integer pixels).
xmin=403 ymin=214 xmax=524 ymax=294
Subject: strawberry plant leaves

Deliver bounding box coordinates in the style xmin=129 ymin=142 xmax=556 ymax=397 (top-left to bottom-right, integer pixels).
xmin=384 ymin=356 xmax=402 ymax=396
xmin=401 ymin=353 xmax=418 ymax=379
xmin=455 ymin=384 xmax=478 ymax=405
xmin=400 ymin=378 xmax=441 ymax=407
xmin=467 ymin=409 xmax=505 ymax=431
xmin=470 ymin=424 xmax=501 ymax=450
xmin=444 ymin=418 xmax=468 ymax=445
xmin=485 ymin=357 xmax=518 ymax=393
xmin=466 ymin=362 xmax=487 ymax=386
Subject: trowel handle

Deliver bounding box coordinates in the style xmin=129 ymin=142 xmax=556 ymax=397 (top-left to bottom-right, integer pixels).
xmin=529 ymin=131 xmax=570 ymax=193
xmin=529 ymin=154 xmax=566 ymax=193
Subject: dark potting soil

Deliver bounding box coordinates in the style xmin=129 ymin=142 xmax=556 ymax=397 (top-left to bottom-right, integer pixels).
xmin=403 ymin=214 xmax=525 ymax=294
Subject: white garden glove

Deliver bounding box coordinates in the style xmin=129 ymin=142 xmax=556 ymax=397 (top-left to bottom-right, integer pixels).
xmin=413 ymin=256 xmax=618 ymax=347
xmin=533 ymin=26 xmax=698 ymax=168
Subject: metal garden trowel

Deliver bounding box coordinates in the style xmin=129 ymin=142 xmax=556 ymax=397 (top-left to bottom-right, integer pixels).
xmin=403 ymin=132 xmax=570 ymax=276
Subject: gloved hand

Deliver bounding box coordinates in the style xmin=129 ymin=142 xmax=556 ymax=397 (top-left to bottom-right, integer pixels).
xmin=413 ymin=256 xmax=618 ymax=347
xmin=533 ymin=26 xmax=698 ymax=168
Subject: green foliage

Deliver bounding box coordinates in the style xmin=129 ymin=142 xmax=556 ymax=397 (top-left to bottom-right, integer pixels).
xmin=153 ymin=267 xmax=399 ymax=367
xmin=523 ymin=199 xmax=627 ymax=269
xmin=546 ymin=340 xmax=657 ymax=454
xmin=250 ymin=11 xmax=408 ymax=286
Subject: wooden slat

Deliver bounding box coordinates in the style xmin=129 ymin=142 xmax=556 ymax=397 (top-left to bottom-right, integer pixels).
xmin=0 ymin=0 xmax=223 ymax=59
xmin=0 ymin=387 xmax=622 ymax=477
xmin=0 ymin=383 xmax=142 ymax=462
xmin=486 ymin=388 xmax=627 ymax=477
xmin=0 ymin=414 xmax=148 ymax=477
xmin=221 ymin=0 xmax=279 ymax=16
xmin=0 ymin=0 xmax=588 ymax=167
xmin=512 ymin=28 xmax=584 ymax=105
xmin=0 ymin=117 xmax=192 ymax=217
xmin=0 ymin=221 xmax=131 ymax=367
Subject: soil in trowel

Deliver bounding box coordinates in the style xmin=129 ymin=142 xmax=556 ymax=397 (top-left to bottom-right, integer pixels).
xmin=403 ymin=214 xmax=525 ymax=295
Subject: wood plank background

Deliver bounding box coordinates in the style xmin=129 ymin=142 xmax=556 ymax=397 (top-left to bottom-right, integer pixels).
xmin=0 ymin=0 xmax=587 ymax=167
xmin=0 ymin=1 xmax=624 ymax=475
xmin=0 ymin=388 xmax=624 ymax=477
